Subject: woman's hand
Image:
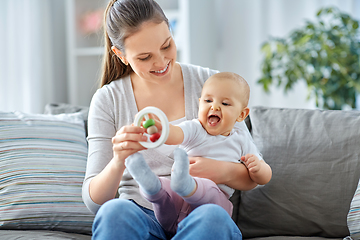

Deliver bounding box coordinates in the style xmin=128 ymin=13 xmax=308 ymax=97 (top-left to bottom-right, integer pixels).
xmin=112 ymin=124 xmax=147 ymax=167
xmin=89 ymin=124 xmax=147 ymax=205
xmin=188 ymin=157 xmax=222 ymax=183
xmin=189 ymin=156 xmax=257 ymax=191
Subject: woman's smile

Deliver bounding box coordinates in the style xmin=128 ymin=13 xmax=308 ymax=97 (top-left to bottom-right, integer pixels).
xmin=151 ymin=62 xmax=170 ymax=76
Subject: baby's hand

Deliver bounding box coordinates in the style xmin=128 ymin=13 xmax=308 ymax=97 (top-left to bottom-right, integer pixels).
xmin=241 ymin=154 xmax=261 ymax=174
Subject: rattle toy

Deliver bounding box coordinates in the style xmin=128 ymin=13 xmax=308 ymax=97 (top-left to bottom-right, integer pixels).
xmin=134 ymin=107 xmax=169 ymax=148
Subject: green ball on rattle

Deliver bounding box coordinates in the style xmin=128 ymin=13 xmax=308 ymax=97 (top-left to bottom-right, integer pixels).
xmin=143 ymin=119 xmax=155 ymax=129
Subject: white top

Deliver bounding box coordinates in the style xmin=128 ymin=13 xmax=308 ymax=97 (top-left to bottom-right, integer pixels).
xmin=178 ymin=119 xmax=263 ymax=197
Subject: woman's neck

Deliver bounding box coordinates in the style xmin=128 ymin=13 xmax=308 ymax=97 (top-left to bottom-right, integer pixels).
xmin=131 ymin=63 xmax=185 ymax=121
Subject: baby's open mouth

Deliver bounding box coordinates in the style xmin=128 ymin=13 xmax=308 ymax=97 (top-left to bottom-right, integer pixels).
xmin=208 ymin=115 xmax=220 ymax=126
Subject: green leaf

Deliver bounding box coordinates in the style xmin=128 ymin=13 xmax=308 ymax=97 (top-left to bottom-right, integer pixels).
xmin=261 ymin=42 xmax=272 ymax=59
xmin=353 ymin=21 xmax=359 ymax=30
xmin=257 ymin=6 xmax=360 ymax=110
xmin=316 ymin=8 xmax=323 ymax=16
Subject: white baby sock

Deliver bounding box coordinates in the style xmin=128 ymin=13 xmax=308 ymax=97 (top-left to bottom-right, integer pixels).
xmin=171 ymin=148 xmax=196 ymax=197
xmin=125 ymin=153 xmax=161 ymax=195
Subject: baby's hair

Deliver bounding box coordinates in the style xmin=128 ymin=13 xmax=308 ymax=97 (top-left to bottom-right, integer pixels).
xmin=204 ymin=72 xmax=250 ymax=106
xmin=100 ymin=0 xmax=169 ymax=87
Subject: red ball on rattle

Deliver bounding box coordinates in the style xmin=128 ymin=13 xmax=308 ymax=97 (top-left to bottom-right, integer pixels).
xmin=150 ymin=132 xmax=161 ymax=142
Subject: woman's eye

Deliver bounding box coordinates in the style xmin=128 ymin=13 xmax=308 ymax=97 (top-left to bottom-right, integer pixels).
xmin=162 ymin=43 xmax=171 ymax=50
xmin=139 ymin=55 xmax=151 ymax=61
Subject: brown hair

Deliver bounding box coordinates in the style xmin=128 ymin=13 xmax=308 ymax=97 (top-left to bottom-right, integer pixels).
xmin=100 ymin=0 xmax=169 ymax=87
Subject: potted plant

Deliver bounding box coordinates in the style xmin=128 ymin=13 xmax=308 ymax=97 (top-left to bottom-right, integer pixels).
xmin=258 ymin=7 xmax=360 ymax=110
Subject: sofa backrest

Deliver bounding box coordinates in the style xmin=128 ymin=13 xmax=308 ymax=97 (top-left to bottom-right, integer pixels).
xmin=233 ymin=107 xmax=360 ymax=238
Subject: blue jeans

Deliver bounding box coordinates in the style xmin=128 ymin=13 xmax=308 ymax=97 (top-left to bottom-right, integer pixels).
xmin=92 ymin=199 xmax=242 ymax=240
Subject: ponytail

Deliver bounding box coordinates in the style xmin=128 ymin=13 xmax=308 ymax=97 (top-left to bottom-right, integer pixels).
xmin=100 ymin=1 xmax=131 ymax=87
xmin=100 ymin=26 xmax=131 ymax=87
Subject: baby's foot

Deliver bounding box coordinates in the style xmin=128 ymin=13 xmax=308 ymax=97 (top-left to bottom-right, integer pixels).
xmin=171 ymin=148 xmax=196 ymax=197
xmin=125 ymin=153 xmax=161 ymax=195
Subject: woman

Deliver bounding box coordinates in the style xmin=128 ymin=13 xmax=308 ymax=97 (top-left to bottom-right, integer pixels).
xmin=83 ymin=0 xmax=256 ymax=239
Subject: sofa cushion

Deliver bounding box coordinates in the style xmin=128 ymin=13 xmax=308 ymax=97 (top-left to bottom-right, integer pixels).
xmin=244 ymin=237 xmax=344 ymax=240
xmin=44 ymin=103 xmax=89 ymax=136
xmin=0 ymin=230 xmax=91 ymax=240
xmin=237 ymin=107 xmax=360 ymax=238
xmin=347 ymin=178 xmax=360 ymax=239
xmin=0 ymin=111 xmax=94 ymax=234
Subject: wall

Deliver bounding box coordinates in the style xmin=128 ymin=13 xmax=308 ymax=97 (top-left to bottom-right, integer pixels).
xmin=187 ymin=0 xmax=360 ymax=109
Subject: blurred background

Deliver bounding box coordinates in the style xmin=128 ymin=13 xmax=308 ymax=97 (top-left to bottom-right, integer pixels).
xmin=1 ymin=0 xmax=360 ymax=113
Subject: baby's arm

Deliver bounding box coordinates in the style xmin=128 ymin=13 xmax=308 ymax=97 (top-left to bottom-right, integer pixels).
xmin=241 ymin=154 xmax=272 ymax=185
xmin=148 ymin=117 xmax=184 ymax=145
xmin=143 ymin=115 xmax=184 ymax=145
xmin=165 ymin=124 xmax=185 ymax=145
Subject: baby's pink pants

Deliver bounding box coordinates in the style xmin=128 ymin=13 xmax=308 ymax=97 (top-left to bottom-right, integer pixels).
xmin=140 ymin=177 xmax=233 ymax=235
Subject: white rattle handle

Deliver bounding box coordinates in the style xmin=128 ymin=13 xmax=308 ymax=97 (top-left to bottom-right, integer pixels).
xmin=134 ymin=107 xmax=169 ymax=148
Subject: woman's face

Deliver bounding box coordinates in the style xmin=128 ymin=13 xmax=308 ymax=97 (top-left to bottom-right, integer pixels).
xmin=122 ymin=21 xmax=177 ymax=84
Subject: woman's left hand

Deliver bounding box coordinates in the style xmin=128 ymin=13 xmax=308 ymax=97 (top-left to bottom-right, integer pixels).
xmin=188 ymin=157 xmax=224 ymax=184
xmin=188 ymin=156 xmax=257 ymax=191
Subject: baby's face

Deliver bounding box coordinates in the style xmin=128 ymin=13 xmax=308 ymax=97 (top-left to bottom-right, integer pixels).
xmin=198 ymin=78 xmax=247 ymax=136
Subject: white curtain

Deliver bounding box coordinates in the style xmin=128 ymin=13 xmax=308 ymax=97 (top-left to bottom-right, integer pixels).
xmin=0 ymin=0 xmax=67 ymax=114
xmin=213 ymin=0 xmax=360 ymax=109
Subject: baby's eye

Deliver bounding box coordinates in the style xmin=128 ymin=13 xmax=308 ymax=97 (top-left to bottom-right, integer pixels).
xmin=205 ymin=99 xmax=212 ymax=103
xmin=222 ymin=102 xmax=230 ymax=106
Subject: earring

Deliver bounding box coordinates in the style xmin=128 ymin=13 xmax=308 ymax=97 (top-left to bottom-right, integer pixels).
xmin=111 ymin=46 xmax=128 ymax=65
xmin=120 ymin=57 xmax=128 ymax=66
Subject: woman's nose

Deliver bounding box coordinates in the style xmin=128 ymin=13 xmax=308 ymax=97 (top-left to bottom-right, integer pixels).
xmin=153 ymin=54 xmax=166 ymax=66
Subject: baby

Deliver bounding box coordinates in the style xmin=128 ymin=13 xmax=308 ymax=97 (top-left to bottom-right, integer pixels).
xmin=126 ymin=72 xmax=272 ymax=234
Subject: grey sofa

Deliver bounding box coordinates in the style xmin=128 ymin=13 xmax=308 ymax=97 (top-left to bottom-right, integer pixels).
xmin=0 ymin=104 xmax=359 ymax=240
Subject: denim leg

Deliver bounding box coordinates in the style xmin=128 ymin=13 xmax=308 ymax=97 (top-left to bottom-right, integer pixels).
xmin=173 ymin=204 xmax=242 ymax=240
xmin=92 ymin=199 xmax=168 ymax=240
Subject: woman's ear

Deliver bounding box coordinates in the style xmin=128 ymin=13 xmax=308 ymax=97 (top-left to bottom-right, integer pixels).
xmin=111 ymin=46 xmax=122 ymax=56
xmin=111 ymin=46 xmax=128 ymax=65
xmin=236 ymin=107 xmax=250 ymax=122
